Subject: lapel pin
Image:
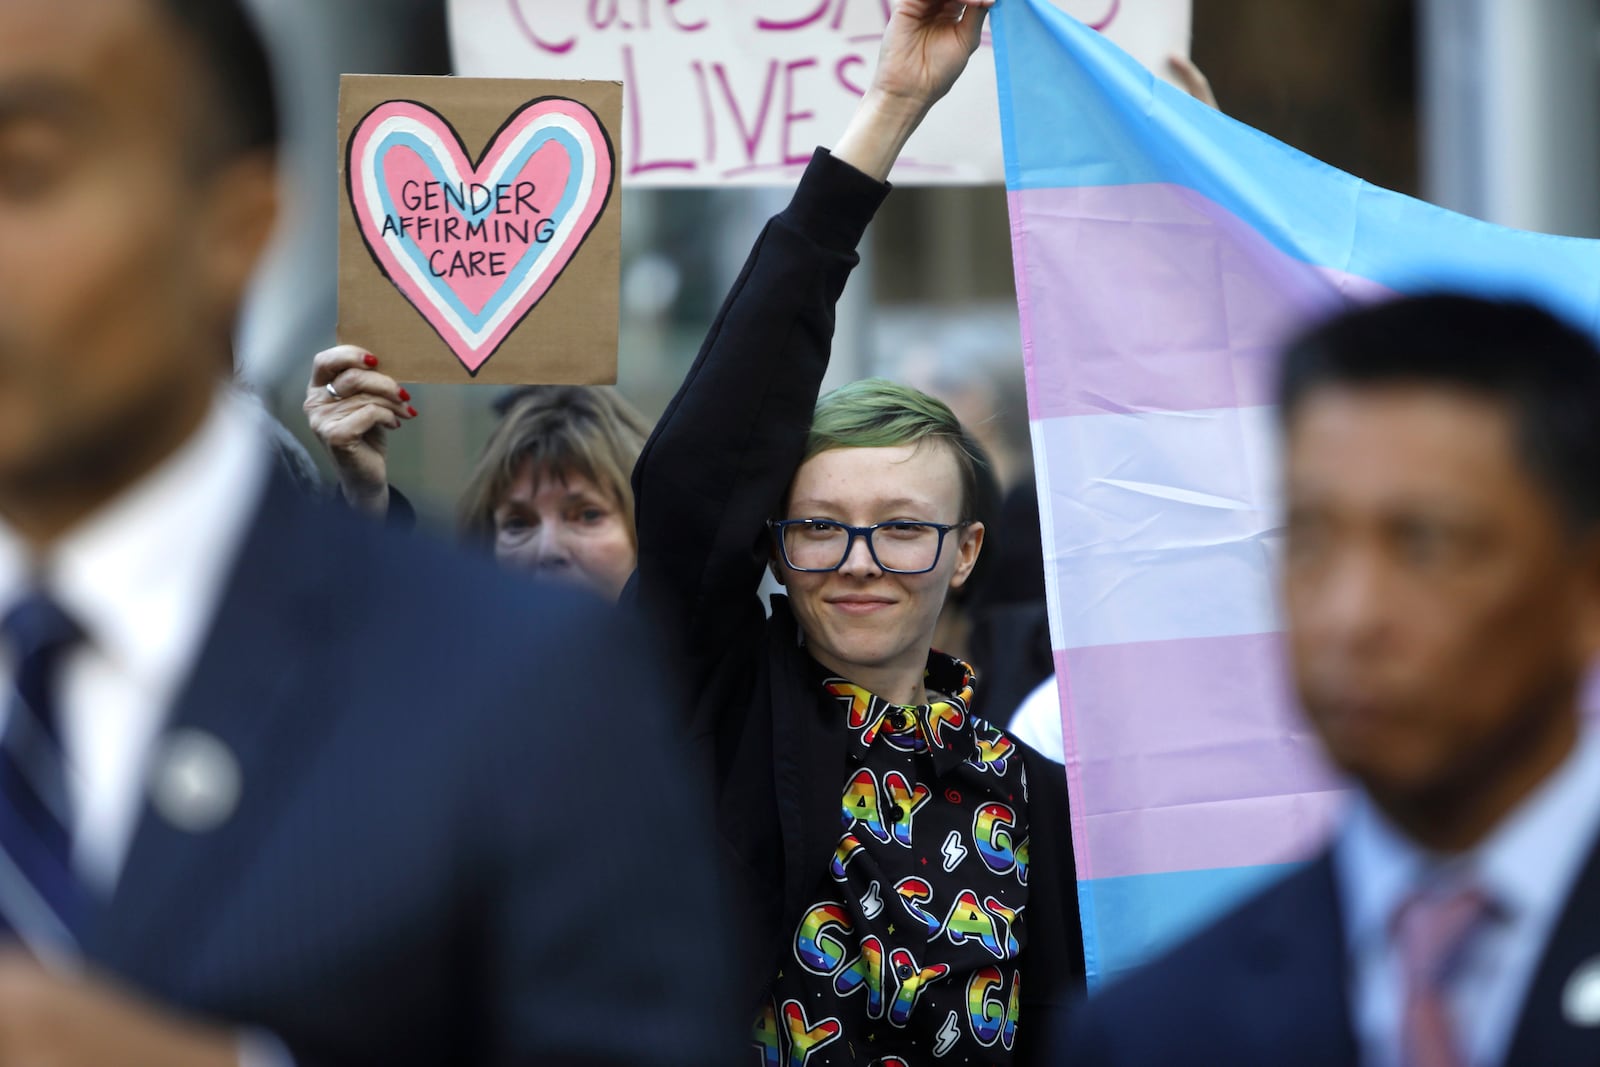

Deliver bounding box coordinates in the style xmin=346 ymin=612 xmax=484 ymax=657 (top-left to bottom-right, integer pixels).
xmin=150 ymin=728 xmax=241 ymax=833
xmin=1562 ymin=957 xmax=1600 ymax=1027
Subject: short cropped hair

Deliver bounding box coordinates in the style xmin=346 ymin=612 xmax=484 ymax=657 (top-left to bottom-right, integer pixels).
xmin=803 ymin=378 xmax=994 ymax=524
xmin=458 ymin=386 xmax=652 ymax=545
xmin=1277 ymin=293 xmax=1600 ymax=531
xmin=156 ymin=0 xmax=280 ymax=160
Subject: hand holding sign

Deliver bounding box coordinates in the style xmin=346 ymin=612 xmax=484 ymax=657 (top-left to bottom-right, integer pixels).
xmin=338 ymin=77 xmax=621 ymax=384
xmin=304 ymin=346 xmax=412 ymax=516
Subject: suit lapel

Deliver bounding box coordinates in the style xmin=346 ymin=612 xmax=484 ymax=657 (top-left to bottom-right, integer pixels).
xmin=1503 ymin=828 xmax=1600 ymax=1065
xmin=85 ymin=471 xmax=335 ymax=973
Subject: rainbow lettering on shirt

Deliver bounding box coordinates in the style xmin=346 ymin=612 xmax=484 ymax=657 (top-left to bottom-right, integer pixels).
xmin=829 ymin=681 xmax=880 ymax=733
xmin=842 ymin=768 xmax=890 ymax=843
xmin=895 ymin=876 xmax=941 ymax=938
xmin=831 ymin=833 xmax=864 ymax=881
xmin=966 ymin=966 xmax=1006 ymax=1047
xmin=882 ymin=771 xmax=930 ymax=847
xmin=926 ymin=701 xmax=966 ymax=748
xmin=974 ymin=802 xmax=1020 ymax=876
xmin=886 ymin=947 xmax=949 ymax=1027
xmin=753 ymin=997 xmax=784 ymax=1067
xmin=795 ymin=903 xmax=853 ymax=975
xmin=1003 ymin=969 xmax=1022 ymax=1050
xmin=1014 ymin=834 xmax=1031 ymax=886
xmin=832 ymin=934 xmax=886 ymax=1018
xmin=942 ymin=888 xmax=1006 ymax=959
xmin=781 ymin=999 xmax=843 ymax=1066
xmin=880 ymin=719 xmax=928 ymax=754
xmin=984 ymin=895 xmax=1024 ymax=958
xmin=971 ymin=724 xmax=1015 ymax=773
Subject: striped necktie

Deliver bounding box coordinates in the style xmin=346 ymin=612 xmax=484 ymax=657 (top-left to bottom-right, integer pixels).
xmin=1393 ymin=881 xmax=1493 ymax=1067
xmin=0 ymin=591 xmax=85 ymax=956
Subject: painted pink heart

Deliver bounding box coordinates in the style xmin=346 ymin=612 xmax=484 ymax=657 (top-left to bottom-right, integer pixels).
xmin=346 ymin=97 xmax=614 ymax=375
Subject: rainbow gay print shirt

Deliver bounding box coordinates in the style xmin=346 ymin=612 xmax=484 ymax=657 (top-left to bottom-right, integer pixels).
xmin=754 ymin=653 xmax=1030 ymax=1066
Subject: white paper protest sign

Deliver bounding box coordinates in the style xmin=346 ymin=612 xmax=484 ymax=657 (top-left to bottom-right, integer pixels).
xmin=449 ymin=1 xmax=1192 ymax=186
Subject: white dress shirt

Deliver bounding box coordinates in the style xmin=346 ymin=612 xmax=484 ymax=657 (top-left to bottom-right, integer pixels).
xmin=1007 ymin=673 xmax=1066 ymax=764
xmin=1336 ymin=726 xmax=1600 ymax=1067
xmin=0 ymin=390 xmax=268 ymax=894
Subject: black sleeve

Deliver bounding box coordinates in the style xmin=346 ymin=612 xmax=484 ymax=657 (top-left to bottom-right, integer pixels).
xmin=383 ymin=486 xmax=417 ymax=530
xmin=628 ymin=148 xmax=889 ymax=736
xmin=326 ymin=484 xmax=417 ymax=532
xmin=1014 ymin=746 xmax=1088 ymax=1067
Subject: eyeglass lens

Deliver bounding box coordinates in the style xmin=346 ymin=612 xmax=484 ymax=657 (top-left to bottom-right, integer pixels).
xmin=782 ymin=522 xmax=944 ymax=573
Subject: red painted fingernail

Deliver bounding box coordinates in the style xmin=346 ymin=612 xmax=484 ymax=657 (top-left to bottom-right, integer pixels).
xmin=398 ymin=388 xmax=411 ymax=402
xmin=407 ymin=406 xmax=418 ymax=417
xmin=363 ymin=354 xmax=379 ymax=367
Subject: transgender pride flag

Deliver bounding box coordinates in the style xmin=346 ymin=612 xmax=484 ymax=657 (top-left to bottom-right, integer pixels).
xmin=992 ymin=0 xmax=1600 ymax=985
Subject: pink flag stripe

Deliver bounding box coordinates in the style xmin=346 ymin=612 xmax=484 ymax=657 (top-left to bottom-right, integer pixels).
xmin=1077 ymin=790 xmax=1346 ymax=884
xmin=1055 ymin=633 xmax=1346 ymax=880
xmin=1010 ymin=184 xmax=1397 ymax=421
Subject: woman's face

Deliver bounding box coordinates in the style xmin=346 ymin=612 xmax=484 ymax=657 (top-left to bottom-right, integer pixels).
xmin=492 ymin=460 xmax=636 ymax=601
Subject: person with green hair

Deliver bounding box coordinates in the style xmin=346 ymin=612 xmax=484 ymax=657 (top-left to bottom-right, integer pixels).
xmin=630 ymin=3 xmax=1084 ymax=1064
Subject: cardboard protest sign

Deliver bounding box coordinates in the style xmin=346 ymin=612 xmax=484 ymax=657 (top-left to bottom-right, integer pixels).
xmin=449 ymin=0 xmax=1191 ymax=187
xmin=338 ymin=75 xmax=620 ymax=383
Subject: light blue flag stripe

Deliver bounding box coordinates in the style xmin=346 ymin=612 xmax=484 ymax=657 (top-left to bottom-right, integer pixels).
xmin=993 ymin=0 xmax=1600 ymax=334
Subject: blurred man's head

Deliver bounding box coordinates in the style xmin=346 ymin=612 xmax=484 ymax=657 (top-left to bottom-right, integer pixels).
xmin=1279 ymin=294 xmax=1600 ymax=848
xmin=0 ymin=0 xmax=279 ymax=543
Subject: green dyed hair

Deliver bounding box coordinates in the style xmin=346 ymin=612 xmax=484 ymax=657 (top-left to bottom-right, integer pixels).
xmin=802 ymin=378 xmax=992 ymax=522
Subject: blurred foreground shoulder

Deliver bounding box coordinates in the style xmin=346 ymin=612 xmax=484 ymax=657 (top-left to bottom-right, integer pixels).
xmin=1058 ymin=856 xmax=1355 ymax=1067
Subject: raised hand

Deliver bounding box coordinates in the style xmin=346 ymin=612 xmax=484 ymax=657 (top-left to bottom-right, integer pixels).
xmin=303 ymin=345 xmax=415 ymax=516
xmin=872 ymin=0 xmax=994 ymax=109
xmin=1168 ymin=53 xmax=1219 ymax=109
xmin=833 ymin=0 xmax=993 ymax=181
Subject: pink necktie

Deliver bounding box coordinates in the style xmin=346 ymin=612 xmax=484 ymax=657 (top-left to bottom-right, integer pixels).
xmin=1392 ymin=884 xmax=1492 ymax=1067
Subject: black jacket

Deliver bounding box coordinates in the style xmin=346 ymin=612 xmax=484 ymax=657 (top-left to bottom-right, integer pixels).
xmin=89 ymin=469 xmax=740 ymax=1066
xmin=631 ymin=149 xmax=1085 ymax=1064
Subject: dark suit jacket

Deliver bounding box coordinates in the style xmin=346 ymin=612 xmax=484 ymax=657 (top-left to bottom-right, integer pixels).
xmin=629 ymin=149 xmax=1085 ymax=1066
xmin=78 ymin=467 xmax=740 ymax=1067
xmin=1061 ymin=841 xmax=1600 ymax=1066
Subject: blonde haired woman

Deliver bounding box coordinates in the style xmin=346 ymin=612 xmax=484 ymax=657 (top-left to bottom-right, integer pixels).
xmin=305 ymin=347 xmax=648 ymax=600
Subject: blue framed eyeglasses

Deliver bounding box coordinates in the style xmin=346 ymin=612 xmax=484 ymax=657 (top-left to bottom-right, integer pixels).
xmin=767 ymin=519 xmax=971 ymax=575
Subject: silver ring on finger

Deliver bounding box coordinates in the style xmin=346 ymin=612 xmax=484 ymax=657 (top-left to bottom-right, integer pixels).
xmin=326 ymin=382 xmax=343 ymax=401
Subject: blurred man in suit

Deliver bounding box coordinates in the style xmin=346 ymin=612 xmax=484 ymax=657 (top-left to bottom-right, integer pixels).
xmin=1061 ymin=294 xmax=1600 ymax=1066
xmin=0 ymin=1 xmax=736 ymax=1063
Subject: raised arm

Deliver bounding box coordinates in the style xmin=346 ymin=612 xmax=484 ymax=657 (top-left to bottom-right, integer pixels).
xmin=629 ymin=1 xmax=992 ymax=713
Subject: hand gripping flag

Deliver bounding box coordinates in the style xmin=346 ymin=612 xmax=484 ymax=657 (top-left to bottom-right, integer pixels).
xmin=992 ymin=0 xmax=1600 ymax=985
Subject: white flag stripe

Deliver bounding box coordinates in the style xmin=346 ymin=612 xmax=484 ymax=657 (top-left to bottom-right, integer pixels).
xmin=1033 ymin=404 xmax=1284 ymax=649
